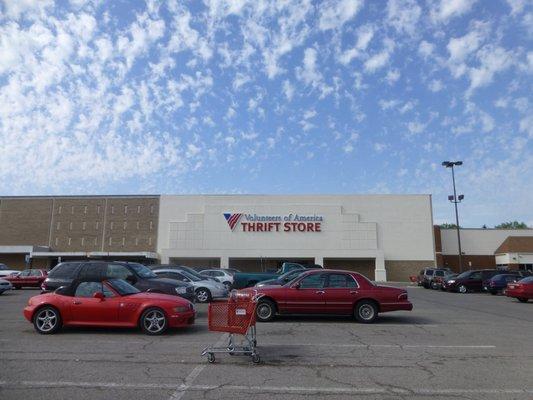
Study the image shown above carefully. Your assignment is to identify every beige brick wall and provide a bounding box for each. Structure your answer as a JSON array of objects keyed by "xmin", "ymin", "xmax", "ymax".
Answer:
[
  {"xmin": 0, "ymin": 198, "xmax": 52, "ymax": 246},
  {"xmin": 385, "ymin": 260, "xmax": 435, "ymax": 282}
]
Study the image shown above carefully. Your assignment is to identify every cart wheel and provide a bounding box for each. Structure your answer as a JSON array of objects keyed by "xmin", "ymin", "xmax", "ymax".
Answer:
[
  {"xmin": 207, "ymin": 353, "xmax": 215, "ymax": 363},
  {"xmin": 227, "ymin": 346, "xmax": 235, "ymax": 356},
  {"xmin": 253, "ymin": 340, "xmax": 257, "ymax": 347},
  {"xmin": 251, "ymin": 353, "xmax": 261, "ymax": 364}
]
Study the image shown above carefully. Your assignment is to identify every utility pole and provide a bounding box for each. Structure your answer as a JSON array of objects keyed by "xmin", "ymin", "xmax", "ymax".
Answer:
[{"xmin": 442, "ymin": 161, "xmax": 464, "ymax": 273}]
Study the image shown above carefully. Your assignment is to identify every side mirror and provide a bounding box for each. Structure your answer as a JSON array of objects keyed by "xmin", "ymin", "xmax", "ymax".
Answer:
[
  {"xmin": 293, "ymin": 283, "xmax": 301, "ymax": 289},
  {"xmin": 93, "ymin": 292, "xmax": 105, "ymax": 300}
]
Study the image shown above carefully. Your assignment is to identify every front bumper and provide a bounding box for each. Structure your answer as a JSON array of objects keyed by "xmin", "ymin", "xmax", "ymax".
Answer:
[
  {"xmin": 168, "ymin": 310, "xmax": 196, "ymax": 328},
  {"xmin": 23, "ymin": 306, "xmax": 34, "ymax": 322}
]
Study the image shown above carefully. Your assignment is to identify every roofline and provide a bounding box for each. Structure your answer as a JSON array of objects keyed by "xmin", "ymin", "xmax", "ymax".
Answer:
[{"xmin": 0, "ymin": 195, "xmax": 160, "ymax": 199}]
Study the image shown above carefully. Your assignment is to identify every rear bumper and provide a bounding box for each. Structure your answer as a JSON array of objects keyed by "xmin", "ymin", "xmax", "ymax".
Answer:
[
  {"xmin": 168, "ymin": 310, "xmax": 196, "ymax": 328},
  {"xmin": 380, "ymin": 301, "xmax": 413, "ymax": 312}
]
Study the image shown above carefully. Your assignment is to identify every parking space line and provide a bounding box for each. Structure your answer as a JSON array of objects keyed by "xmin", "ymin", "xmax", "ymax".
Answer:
[
  {"xmin": 168, "ymin": 333, "xmax": 228, "ymax": 400},
  {"xmin": 1, "ymin": 381, "xmax": 532, "ymax": 396}
]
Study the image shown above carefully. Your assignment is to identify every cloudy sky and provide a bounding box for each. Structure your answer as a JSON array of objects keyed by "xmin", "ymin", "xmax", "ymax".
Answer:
[{"xmin": 0, "ymin": 0, "xmax": 531, "ymax": 227}]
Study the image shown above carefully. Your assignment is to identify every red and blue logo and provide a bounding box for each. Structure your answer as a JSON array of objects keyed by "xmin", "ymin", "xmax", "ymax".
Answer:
[{"xmin": 223, "ymin": 213, "xmax": 242, "ymax": 230}]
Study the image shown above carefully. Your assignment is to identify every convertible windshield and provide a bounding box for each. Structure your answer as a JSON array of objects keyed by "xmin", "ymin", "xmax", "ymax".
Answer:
[
  {"xmin": 128, "ymin": 263, "xmax": 157, "ymax": 279},
  {"xmin": 107, "ymin": 279, "xmax": 140, "ymax": 296}
]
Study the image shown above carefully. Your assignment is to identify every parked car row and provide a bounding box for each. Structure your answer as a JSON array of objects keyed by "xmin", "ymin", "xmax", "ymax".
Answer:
[{"xmin": 417, "ymin": 267, "xmax": 533, "ymax": 302}]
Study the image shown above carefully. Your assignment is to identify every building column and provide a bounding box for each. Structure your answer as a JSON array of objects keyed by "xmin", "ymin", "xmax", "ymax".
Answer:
[
  {"xmin": 375, "ymin": 255, "xmax": 387, "ymax": 282},
  {"xmin": 314, "ymin": 256, "xmax": 324, "ymax": 266},
  {"xmin": 220, "ymin": 256, "xmax": 229, "ymax": 269}
]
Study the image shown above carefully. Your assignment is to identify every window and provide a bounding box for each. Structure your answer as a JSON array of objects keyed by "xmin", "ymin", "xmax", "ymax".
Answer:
[
  {"xmin": 470, "ymin": 272, "xmax": 482, "ymax": 280},
  {"xmin": 110, "ymin": 222, "xmax": 114, "ymax": 230},
  {"xmin": 81, "ymin": 237, "xmax": 85, "ymax": 246},
  {"xmin": 435, "ymin": 270, "xmax": 445, "ymax": 277},
  {"xmin": 123, "ymin": 221, "xmax": 127, "ymax": 230},
  {"xmin": 69, "ymin": 222, "xmax": 73, "ymax": 230},
  {"xmin": 49, "ymin": 262, "xmax": 81, "ymax": 279},
  {"xmin": 75, "ymin": 282, "xmax": 105, "ymax": 298},
  {"xmin": 299, "ymin": 273, "xmax": 326, "ymax": 289},
  {"xmin": 327, "ymin": 273, "xmax": 358, "ymax": 288},
  {"xmin": 106, "ymin": 264, "xmax": 134, "ymax": 280},
  {"xmin": 95, "ymin": 221, "xmax": 99, "ymax": 230},
  {"xmin": 19, "ymin": 270, "xmax": 31, "ymax": 277},
  {"xmin": 30, "ymin": 270, "xmax": 43, "ymax": 277},
  {"xmin": 58, "ymin": 205, "xmax": 62, "ymax": 214},
  {"xmin": 137, "ymin": 205, "xmax": 141, "ymax": 214}
]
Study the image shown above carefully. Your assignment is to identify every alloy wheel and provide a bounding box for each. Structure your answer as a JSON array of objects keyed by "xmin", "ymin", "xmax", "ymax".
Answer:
[
  {"xmin": 196, "ymin": 289, "xmax": 210, "ymax": 303},
  {"xmin": 358, "ymin": 304, "xmax": 375, "ymax": 321},
  {"xmin": 257, "ymin": 303, "xmax": 272, "ymax": 320},
  {"xmin": 143, "ymin": 310, "xmax": 166, "ymax": 333},
  {"xmin": 35, "ymin": 309, "xmax": 58, "ymax": 333}
]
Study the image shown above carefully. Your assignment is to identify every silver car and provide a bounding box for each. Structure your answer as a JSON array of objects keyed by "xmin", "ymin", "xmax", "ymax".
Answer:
[
  {"xmin": 153, "ymin": 269, "xmax": 228, "ymax": 303},
  {"xmin": 0, "ymin": 279, "xmax": 13, "ymax": 294}
]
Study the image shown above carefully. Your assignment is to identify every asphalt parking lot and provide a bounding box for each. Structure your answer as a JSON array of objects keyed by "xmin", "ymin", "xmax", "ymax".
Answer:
[{"xmin": 0, "ymin": 286, "xmax": 532, "ymax": 400}]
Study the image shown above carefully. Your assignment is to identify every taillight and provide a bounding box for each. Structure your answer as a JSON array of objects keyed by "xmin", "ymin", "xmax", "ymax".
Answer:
[{"xmin": 398, "ymin": 292, "xmax": 408, "ymax": 301}]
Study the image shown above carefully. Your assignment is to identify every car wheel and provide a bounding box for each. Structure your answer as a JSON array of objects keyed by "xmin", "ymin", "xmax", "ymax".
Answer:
[
  {"xmin": 195, "ymin": 288, "xmax": 212, "ymax": 303},
  {"xmin": 458, "ymin": 285, "xmax": 468, "ymax": 294},
  {"xmin": 33, "ymin": 306, "xmax": 61, "ymax": 334},
  {"xmin": 140, "ymin": 308, "xmax": 168, "ymax": 335},
  {"xmin": 517, "ymin": 297, "xmax": 528, "ymax": 303},
  {"xmin": 430, "ymin": 281, "xmax": 438, "ymax": 290},
  {"xmin": 490, "ymin": 290, "xmax": 498, "ymax": 295},
  {"xmin": 355, "ymin": 300, "xmax": 378, "ymax": 324},
  {"xmin": 223, "ymin": 281, "xmax": 232, "ymax": 290},
  {"xmin": 256, "ymin": 299, "xmax": 276, "ymax": 322}
]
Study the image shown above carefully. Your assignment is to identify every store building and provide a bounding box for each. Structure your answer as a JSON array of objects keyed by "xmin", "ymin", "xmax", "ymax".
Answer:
[
  {"xmin": 0, "ymin": 196, "xmax": 159, "ymax": 268},
  {"xmin": 157, "ymin": 195, "xmax": 436, "ymax": 281},
  {"xmin": 435, "ymin": 227, "xmax": 533, "ymax": 272}
]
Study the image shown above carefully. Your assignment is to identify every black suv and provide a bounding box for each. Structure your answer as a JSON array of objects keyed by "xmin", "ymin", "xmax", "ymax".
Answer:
[{"xmin": 42, "ymin": 261, "xmax": 195, "ymax": 301}]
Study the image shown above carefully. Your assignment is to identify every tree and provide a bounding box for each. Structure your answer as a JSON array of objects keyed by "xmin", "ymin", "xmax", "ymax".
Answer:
[
  {"xmin": 440, "ymin": 223, "xmax": 459, "ymax": 229},
  {"xmin": 495, "ymin": 221, "xmax": 530, "ymax": 229}
]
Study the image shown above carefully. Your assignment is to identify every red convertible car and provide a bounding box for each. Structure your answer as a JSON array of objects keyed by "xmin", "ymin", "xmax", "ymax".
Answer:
[
  {"xmin": 239, "ymin": 269, "xmax": 413, "ymax": 323},
  {"xmin": 24, "ymin": 279, "xmax": 195, "ymax": 335},
  {"xmin": 506, "ymin": 276, "xmax": 533, "ymax": 302},
  {"xmin": 5, "ymin": 269, "xmax": 47, "ymax": 289}
]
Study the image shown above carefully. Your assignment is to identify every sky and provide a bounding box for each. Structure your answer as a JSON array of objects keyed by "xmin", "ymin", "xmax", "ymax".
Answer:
[{"xmin": 0, "ymin": 0, "xmax": 531, "ymax": 228}]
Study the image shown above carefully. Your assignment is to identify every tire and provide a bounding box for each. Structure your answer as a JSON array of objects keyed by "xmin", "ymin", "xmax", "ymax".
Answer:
[
  {"xmin": 430, "ymin": 281, "xmax": 438, "ymax": 290},
  {"xmin": 490, "ymin": 290, "xmax": 498, "ymax": 295},
  {"xmin": 517, "ymin": 298, "xmax": 528, "ymax": 303},
  {"xmin": 355, "ymin": 300, "xmax": 378, "ymax": 324},
  {"xmin": 33, "ymin": 306, "xmax": 62, "ymax": 334},
  {"xmin": 251, "ymin": 353, "xmax": 261, "ymax": 364},
  {"xmin": 140, "ymin": 307, "xmax": 168, "ymax": 335},
  {"xmin": 14, "ymin": 285, "xmax": 21, "ymax": 290},
  {"xmin": 256, "ymin": 299, "xmax": 276, "ymax": 322},
  {"xmin": 222, "ymin": 281, "xmax": 232, "ymax": 290},
  {"xmin": 195, "ymin": 288, "xmax": 212, "ymax": 303},
  {"xmin": 458, "ymin": 285, "xmax": 468, "ymax": 294}
]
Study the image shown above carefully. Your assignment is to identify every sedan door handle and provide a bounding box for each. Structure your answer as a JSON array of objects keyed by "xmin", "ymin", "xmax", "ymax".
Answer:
[
  {"xmin": 315, "ymin": 290, "xmax": 325, "ymax": 294},
  {"xmin": 350, "ymin": 291, "xmax": 358, "ymax": 294},
  {"xmin": 73, "ymin": 301, "xmax": 82, "ymax": 305}
]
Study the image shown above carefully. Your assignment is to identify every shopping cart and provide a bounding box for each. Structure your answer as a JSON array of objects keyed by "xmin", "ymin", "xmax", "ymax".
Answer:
[{"xmin": 201, "ymin": 290, "xmax": 262, "ymax": 364}]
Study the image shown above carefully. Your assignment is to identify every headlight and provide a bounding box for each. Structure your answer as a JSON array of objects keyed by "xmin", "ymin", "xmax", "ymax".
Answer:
[
  {"xmin": 448, "ymin": 280, "xmax": 455, "ymax": 284},
  {"xmin": 175, "ymin": 287, "xmax": 187, "ymax": 294},
  {"xmin": 173, "ymin": 306, "xmax": 190, "ymax": 313}
]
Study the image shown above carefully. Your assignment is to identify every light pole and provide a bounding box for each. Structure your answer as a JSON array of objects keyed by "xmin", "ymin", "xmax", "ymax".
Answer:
[{"xmin": 442, "ymin": 161, "xmax": 464, "ymax": 273}]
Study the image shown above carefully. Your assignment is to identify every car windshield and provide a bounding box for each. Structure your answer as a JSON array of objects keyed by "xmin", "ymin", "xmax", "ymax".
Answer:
[
  {"xmin": 107, "ymin": 279, "xmax": 140, "ymax": 295},
  {"xmin": 181, "ymin": 270, "xmax": 202, "ymax": 282},
  {"xmin": 128, "ymin": 263, "xmax": 157, "ymax": 279}
]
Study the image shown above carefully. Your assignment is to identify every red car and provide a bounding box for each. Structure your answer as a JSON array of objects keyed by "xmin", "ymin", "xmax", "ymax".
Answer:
[
  {"xmin": 506, "ymin": 276, "xmax": 533, "ymax": 303},
  {"xmin": 6, "ymin": 269, "xmax": 47, "ymax": 289},
  {"xmin": 239, "ymin": 269, "xmax": 413, "ymax": 323},
  {"xmin": 24, "ymin": 279, "xmax": 195, "ymax": 335}
]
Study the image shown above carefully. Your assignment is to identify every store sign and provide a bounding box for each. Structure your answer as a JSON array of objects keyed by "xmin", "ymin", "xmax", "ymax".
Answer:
[{"xmin": 223, "ymin": 213, "xmax": 323, "ymax": 232}]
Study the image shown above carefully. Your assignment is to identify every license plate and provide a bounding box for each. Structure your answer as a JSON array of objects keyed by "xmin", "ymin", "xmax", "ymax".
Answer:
[{"xmin": 508, "ymin": 285, "xmax": 515, "ymax": 289}]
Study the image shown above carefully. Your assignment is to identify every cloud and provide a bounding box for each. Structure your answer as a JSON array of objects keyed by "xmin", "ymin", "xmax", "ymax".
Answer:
[
  {"xmin": 339, "ymin": 24, "xmax": 374, "ymax": 65},
  {"xmin": 318, "ymin": 0, "xmax": 363, "ymax": 31},
  {"xmin": 467, "ymin": 45, "xmax": 516, "ymax": 93},
  {"xmin": 364, "ymin": 40, "xmax": 394, "ymax": 73},
  {"xmin": 428, "ymin": 79, "xmax": 444, "ymax": 92},
  {"xmin": 418, "ymin": 40, "xmax": 435, "ymax": 59},
  {"xmin": 431, "ymin": 0, "xmax": 478, "ymax": 23},
  {"xmin": 386, "ymin": 0, "xmax": 422, "ymax": 36}
]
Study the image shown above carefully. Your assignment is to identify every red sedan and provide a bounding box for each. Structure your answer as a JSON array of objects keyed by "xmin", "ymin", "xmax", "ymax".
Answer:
[
  {"xmin": 239, "ymin": 269, "xmax": 413, "ymax": 323},
  {"xmin": 24, "ymin": 279, "xmax": 195, "ymax": 335},
  {"xmin": 5, "ymin": 269, "xmax": 47, "ymax": 289},
  {"xmin": 506, "ymin": 276, "xmax": 533, "ymax": 303}
]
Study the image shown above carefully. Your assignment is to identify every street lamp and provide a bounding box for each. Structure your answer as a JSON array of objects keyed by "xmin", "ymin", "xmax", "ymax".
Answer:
[{"xmin": 442, "ymin": 161, "xmax": 464, "ymax": 273}]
